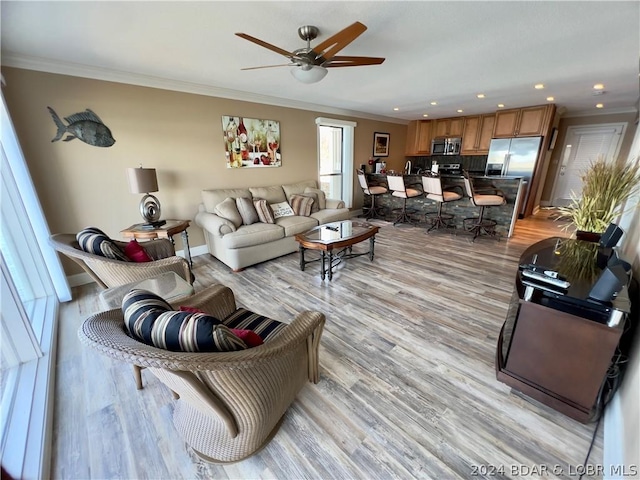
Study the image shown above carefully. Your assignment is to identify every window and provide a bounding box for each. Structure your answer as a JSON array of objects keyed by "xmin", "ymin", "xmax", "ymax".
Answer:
[
  {"xmin": 315, "ymin": 117, "xmax": 356, "ymax": 208},
  {"xmin": 1, "ymin": 92, "xmax": 70, "ymax": 479}
]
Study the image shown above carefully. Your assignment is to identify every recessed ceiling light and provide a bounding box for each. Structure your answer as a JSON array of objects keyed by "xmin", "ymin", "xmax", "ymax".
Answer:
[
  {"xmin": 393, "ymin": 107, "xmax": 399, "ymax": 111},
  {"xmin": 546, "ymin": 96, "xmax": 554, "ymax": 101},
  {"xmin": 476, "ymin": 94, "xmax": 485, "ymax": 99},
  {"xmin": 422, "ymin": 114, "xmax": 429, "ymax": 117},
  {"xmin": 593, "ymin": 83, "xmax": 605, "ymax": 90},
  {"xmin": 534, "ymin": 84, "xmax": 545, "ymax": 89},
  {"xmin": 457, "ymin": 109, "xmax": 463, "ymax": 113},
  {"xmin": 596, "ymin": 103, "xmax": 604, "ymax": 108},
  {"xmin": 497, "ymin": 104, "xmax": 505, "ymax": 108},
  {"xmin": 430, "ymin": 101, "xmax": 438, "ymax": 106}
]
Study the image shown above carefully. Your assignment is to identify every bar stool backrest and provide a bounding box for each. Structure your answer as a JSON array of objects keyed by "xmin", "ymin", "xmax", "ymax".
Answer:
[
  {"xmin": 357, "ymin": 170, "xmax": 369, "ymax": 191},
  {"xmin": 422, "ymin": 175, "xmax": 444, "ymax": 201},
  {"xmin": 462, "ymin": 171, "xmax": 475, "ymax": 199},
  {"xmin": 387, "ymin": 174, "xmax": 407, "ymax": 193}
]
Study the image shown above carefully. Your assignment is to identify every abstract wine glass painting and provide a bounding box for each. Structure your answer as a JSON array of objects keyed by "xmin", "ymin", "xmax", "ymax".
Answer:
[{"xmin": 221, "ymin": 116, "xmax": 281, "ymax": 168}]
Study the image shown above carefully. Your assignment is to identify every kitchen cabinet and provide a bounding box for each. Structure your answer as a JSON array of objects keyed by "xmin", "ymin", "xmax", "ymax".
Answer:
[
  {"xmin": 405, "ymin": 120, "xmax": 433, "ymax": 156},
  {"xmin": 433, "ymin": 117, "xmax": 464, "ymax": 138},
  {"xmin": 493, "ymin": 105, "xmax": 554, "ymax": 138},
  {"xmin": 461, "ymin": 114, "xmax": 495, "ymax": 155}
]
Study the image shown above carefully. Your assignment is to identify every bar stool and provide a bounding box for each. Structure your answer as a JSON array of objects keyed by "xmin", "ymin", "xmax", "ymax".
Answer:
[
  {"xmin": 387, "ymin": 174, "xmax": 423, "ymax": 226},
  {"xmin": 462, "ymin": 170, "xmax": 506, "ymax": 240},
  {"xmin": 357, "ymin": 170, "xmax": 388, "ymax": 220},
  {"xmin": 421, "ymin": 173, "xmax": 463, "ymax": 233}
]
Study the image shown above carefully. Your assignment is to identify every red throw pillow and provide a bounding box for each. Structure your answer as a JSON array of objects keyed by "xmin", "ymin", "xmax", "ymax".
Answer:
[
  {"xmin": 179, "ymin": 306, "xmax": 264, "ymax": 347},
  {"xmin": 230, "ymin": 329, "xmax": 264, "ymax": 347},
  {"xmin": 124, "ymin": 240, "xmax": 152, "ymax": 262}
]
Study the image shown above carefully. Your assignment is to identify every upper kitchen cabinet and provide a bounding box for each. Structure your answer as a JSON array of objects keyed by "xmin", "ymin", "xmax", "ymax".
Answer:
[
  {"xmin": 493, "ymin": 105, "xmax": 555, "ymax": 138},
  {"xmin": 434, "ymin": 117, "xmax": 464, "ymax": 138},
  {"xmin": 405, "ymin": 120, "xmax": 433, "ymax": 156},
  {"xmin": 461, "ymin": 114, "xmax": 495, "ymax": 155}
]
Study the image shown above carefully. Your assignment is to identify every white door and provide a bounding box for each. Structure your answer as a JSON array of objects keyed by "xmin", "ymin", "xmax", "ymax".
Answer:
[{"xmin": 551, "ymin": 123, "xmax": 626, "ymax": 206}]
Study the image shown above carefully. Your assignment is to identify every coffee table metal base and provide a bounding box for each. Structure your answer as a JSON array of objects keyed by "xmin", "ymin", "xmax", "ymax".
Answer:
[
  {"xmin": 299, "ymin": 237, "xmax": 376, "ymax": 281},
  {"xmin": 295, "ymin": 221, "xmax": 379, "ymax": 282}
]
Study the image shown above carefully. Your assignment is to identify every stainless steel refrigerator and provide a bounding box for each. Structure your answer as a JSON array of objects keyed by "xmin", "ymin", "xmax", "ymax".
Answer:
[{"xmin": 486, "ymin": 137, "xmax": 542, "ymax": 217}]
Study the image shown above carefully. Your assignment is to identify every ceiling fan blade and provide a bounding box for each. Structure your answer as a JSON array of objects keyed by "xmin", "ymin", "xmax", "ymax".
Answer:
[
  {"xmin": 311, "ymin": 21, "xmax": 367, "ymax": 61},
  {"xmin": 235, "ymin": 33, "xmax": 295, "ymax": 59},
  {"xmin": 241, "ymin": 64, "xmax": 294, "ymax": 71},
  {"xmin": 325, "ymin": 56, "xmax": 386, "ymax": 67}
]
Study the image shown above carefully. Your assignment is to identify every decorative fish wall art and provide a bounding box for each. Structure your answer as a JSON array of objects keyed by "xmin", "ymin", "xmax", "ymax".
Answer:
[{"xmin": 47, "ymin": 107, "xmax": 116, "ymax": 147}]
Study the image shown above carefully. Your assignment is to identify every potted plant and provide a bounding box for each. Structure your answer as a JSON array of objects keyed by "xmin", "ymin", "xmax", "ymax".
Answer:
[{"xmin": 558, "ymin": 156, "xmax": 640, "ymax": 240}]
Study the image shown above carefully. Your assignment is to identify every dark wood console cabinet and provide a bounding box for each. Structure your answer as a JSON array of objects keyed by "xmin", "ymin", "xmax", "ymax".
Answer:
[{"xmin": 496, "ymin": 237, "xmax": 632, "ymax": 423}]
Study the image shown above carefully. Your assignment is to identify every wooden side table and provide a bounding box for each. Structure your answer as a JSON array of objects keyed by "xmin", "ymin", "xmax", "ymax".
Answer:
[{"xmin": 121, "ymin": 219, "xmax": 192, "ymax": 266}]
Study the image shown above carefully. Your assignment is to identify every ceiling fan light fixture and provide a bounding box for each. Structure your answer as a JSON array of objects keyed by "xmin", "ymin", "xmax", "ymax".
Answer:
[{"xmin": 291, "ymin": 65, "xmax": 328, "ymax": 84}]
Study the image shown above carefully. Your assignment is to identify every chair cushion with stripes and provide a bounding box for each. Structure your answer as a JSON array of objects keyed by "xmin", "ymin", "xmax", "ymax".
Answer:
[
  {"xmin": 76, "ymin": 227, "xmax": 129, "ymax": 261},
  {"xmin": 122, "ymin": 289, "xmax": 247, "ymax": 352},
  {"xmin": 222, "ymin": 308, "xmax": 286, "ymax": 342}
]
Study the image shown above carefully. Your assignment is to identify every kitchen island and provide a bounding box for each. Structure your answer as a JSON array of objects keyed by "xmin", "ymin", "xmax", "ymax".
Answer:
[{"xmin": 365, "ymin": 173, "xmax": 524, "ymax": 237}]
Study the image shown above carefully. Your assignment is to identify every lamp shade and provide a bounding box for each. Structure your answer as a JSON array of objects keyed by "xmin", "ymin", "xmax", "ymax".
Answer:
[
  {"xmin": 290, "ymin": 65, "xmax": 328, "ymax": 84},
  {"xmin": 127, "ymin": 167, "xmax": 158, "ymax": 194}
]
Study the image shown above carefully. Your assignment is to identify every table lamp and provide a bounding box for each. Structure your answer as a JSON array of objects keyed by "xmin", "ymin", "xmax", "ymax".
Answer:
[{"xmin": 127, "ymin": 166, "xmax": 166, "ymax": 227}]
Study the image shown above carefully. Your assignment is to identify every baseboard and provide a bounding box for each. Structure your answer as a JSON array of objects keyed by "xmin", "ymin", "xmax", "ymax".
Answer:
[
  {"xmin": 176, "ymin": 244, "xmax": 208, "ymax": 259},
  {"xmin": 66, "ymin": 245, "xmax": 209, "ymax": 287}
]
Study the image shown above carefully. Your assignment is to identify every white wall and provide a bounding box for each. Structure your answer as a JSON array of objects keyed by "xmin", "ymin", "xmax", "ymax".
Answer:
[{"xmin": 604, "ymin": 120, "xmax": 640, "ymax": 480}]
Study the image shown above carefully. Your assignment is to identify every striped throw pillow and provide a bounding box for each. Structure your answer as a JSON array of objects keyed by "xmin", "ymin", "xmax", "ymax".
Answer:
[
  {"xmin": 253, "ymin": 198, "xmax": 275, "ymax": 224},
  {"xmin": 76, "ymin": 227, "xmax": 129, "ymax": 261},
  {"xmin": 290, "ymin": 194, "xmax": 315, "ymax": 216},
  {"xmin": 122, "ymin": 289, "xmax": 247, "ymax": 352}
]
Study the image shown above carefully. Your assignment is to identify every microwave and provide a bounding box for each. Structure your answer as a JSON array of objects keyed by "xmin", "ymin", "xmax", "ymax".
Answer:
[{"xmin": 431, "ymin": 137, "xmax": 461, "ymax": 156}]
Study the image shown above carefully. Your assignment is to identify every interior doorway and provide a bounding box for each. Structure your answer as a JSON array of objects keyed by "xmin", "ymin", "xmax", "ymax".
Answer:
[{"xmin": 550, "ymin": 123, "xmax": 626, "ymax": 206}]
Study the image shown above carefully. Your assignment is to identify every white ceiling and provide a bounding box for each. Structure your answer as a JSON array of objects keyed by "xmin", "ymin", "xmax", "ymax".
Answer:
[{"xmin": 2, "ymin": 1, "xmax": 639, "ymax": 123}]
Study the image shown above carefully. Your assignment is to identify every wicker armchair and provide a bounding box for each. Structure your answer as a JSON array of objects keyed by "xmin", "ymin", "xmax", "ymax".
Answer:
[
  {"xmin": 77, "ymin": 284, "xmax": 325, "ymax": 463},
  {"xmin": 49, "ymin": 233, "xmax": 192, "ymax": 289}
]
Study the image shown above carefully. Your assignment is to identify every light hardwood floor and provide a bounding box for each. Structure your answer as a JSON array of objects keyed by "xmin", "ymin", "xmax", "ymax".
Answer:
[{"xmin": 52, "ymin": 211, "xmax": 606, "ymax": 479}]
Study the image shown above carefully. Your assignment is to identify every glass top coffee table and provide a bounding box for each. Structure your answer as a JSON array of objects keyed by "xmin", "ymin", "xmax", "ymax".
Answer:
[
  {"xmin": 99, "ymin": 271, "xmax": 194, "ymax": 310},
  {"xmin": 294, "ymin": 220, "xmax": 380, "ymax": 281}
]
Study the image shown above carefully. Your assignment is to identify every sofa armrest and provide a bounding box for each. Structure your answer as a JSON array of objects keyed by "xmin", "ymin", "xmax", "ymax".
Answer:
[
  {"xmin": 325, "ymin": 198, "xmax": 346, "ymax": 209},
  {"xmin": 195, "ymin": 207, "xmax": 236, "ymax": 237}
]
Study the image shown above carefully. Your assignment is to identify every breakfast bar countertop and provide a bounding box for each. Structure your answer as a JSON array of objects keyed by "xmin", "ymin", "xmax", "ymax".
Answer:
[{"xmin": 364, "ymin": 173, "xmax": 525, "ymax": 237}]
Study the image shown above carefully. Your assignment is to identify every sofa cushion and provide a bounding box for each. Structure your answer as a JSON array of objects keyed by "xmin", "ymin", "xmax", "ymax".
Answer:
[
  {"xmin": 275, "ymin": 215, "xmax": 319, "ymax": 237},
  {"xmin": 249, "ymin": 185, "xmax": 286, "ymax": 204},
  {"xmin": 202, "ymin": 188, "xmax": 252, "ymax": 213},
  {"xmin": 270, "ymin": 201, "xmax": 295, "ymax": 219},
  {"xmin": 220, "ymin": 222, "xmax": 285, "ymax": 249},
  {"xmin": 282, "ymin": 180, "xmax": 318, "ymax": 202},
  {"xmin": 290, "ymin": 194, "xmax": 315, "ymax": 216},
  {"xmin": 296, "ymin": 192, "xmax": 320, "ymax": 213},
  {"xmin": 311, "ymin": 208, "xmax": 352, "ymax": 225},
  {"xmin": 123, "ymin": 289, "xmax": 247, "ymax": 352},
  {"xmin": 215, "ymin": 198, "xmax": 243, "ymax": 228},
  {"xmin": 304, "ymin": 187, "xmax": 326, "ymax": 209},
  {"xmin": 236, "ymin": 197, "xmax": 259, "ymax": 225},
  {"xmin": 77, "ymin": 227, "xmax": 130, "ymax": 262},
  {"xmin": 253, "ymin": 199, "xmax": 275, "ymax": 224},
  {"xmin": 223, "ymin": 307, "xmax": 286, "ymax": 342}
]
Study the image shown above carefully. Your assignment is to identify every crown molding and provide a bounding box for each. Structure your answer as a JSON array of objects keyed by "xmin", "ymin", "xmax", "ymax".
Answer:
[
  {"xmin": 2, "ymin": 53, "xmax": 408, "ymax": 125},
  {"xmin": 563, "ymin": 106, "xmax": 638, "ymax": 118}
]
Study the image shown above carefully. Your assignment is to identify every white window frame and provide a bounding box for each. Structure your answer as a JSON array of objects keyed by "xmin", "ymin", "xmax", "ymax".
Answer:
[
  {"xmin": 1, "ymin": 91, "xmax": 70, "ymax": 479},
  {"xmin": 315, "ymin": 117, "xmax": 356, "ymax": 208}
]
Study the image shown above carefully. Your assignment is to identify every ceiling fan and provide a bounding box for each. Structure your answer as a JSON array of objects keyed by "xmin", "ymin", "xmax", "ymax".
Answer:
[{"xmin": 235, "ymin": 21, "xmax": 385, "ymax": 84}]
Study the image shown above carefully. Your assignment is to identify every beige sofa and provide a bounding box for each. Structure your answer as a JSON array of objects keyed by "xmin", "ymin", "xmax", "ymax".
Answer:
[{"xmin": 195, "ymin": 180, "xmax": 351, "ymax": 271}]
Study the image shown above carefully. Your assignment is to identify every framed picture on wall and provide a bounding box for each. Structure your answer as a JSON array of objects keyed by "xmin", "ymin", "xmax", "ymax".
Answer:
[
  {"xmin": 373, "ymin": 132, "xmax": 390, "ymax": 157},
  {"xmin": 222, "ymin": 116, "xmax": 281, "ymax": 168}
]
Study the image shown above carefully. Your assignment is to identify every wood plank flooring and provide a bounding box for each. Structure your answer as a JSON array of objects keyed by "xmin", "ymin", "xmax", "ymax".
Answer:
[{"xmin": 52, "ymin": 210, "xmax": 607, "ymax": 479}]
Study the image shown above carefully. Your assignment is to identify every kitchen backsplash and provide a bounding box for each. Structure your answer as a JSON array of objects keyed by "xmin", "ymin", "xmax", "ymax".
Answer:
[{"xmin": 411, "ymin": 155, "xmax": 488, "ymax": 173}]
